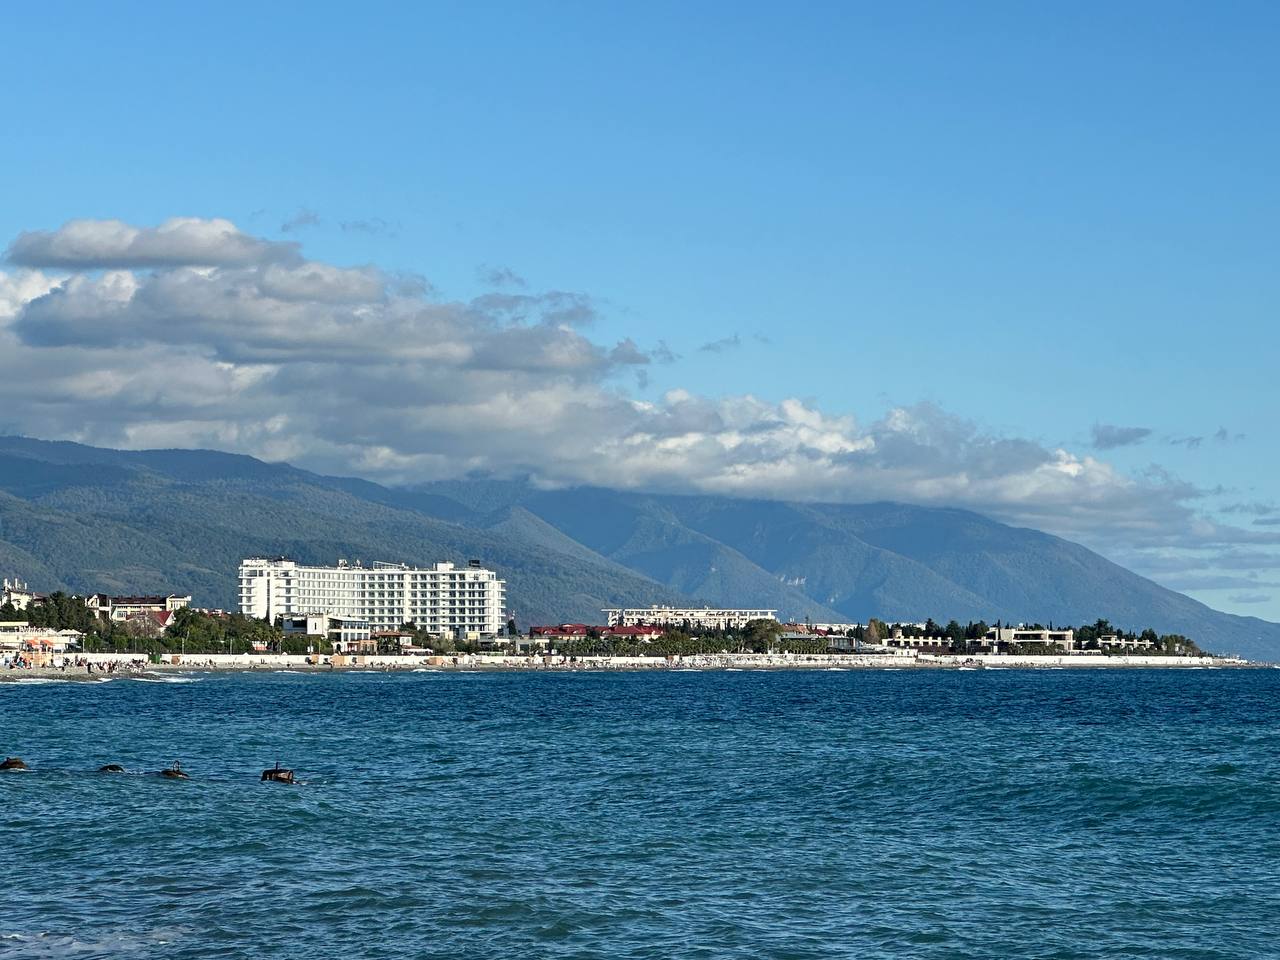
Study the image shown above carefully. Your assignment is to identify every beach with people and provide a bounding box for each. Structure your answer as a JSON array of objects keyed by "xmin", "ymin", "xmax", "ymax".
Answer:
[{"xmin": 0, "ymin": 649, "xmax": 1253, "ymax": 682}]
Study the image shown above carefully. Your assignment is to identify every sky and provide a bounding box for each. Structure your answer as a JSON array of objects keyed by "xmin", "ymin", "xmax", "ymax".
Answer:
[{"xmin": 1, "ymin": 1, "xmax": 1278, "ymax": 618}]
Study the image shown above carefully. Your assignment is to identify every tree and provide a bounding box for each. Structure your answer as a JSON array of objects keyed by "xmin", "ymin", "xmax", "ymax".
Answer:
[
  {"xmin": 741, "ymin": 618, "xmax": 782, "ymax": 653},
  {"xmin": 944, "ymin": 620, "xmax": 965, "ymax": 650},
  {"xmin": 26, "ymin": 592, "xmax": 97, "ymax": 633},
  {"xmin": 162, "ymin": 608, "xmax": 283, "ymax": 655}
]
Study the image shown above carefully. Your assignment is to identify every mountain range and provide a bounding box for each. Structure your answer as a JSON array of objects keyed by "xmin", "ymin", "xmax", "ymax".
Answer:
[{"xmin": 0, "ymin": 435, "xmax": 1276, "ymax": 660}]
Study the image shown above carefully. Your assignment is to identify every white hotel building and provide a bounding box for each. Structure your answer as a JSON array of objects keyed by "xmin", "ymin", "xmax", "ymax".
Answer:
[{"xmin": 239, "ymin": 558, "xmax": 507, "ymax": 637}]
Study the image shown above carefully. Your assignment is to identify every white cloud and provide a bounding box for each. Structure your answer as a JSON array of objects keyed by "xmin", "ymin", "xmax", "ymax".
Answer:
[
  {"xmin": 6, "ymin": 217, "xmax": 295, "ymax": 269},
  {"xmin": 1, "ymin": 216, "xmax": 1273, "ymax": 590},
  {"xmin": 0, "ymin": 269, "xmax": 61, "ymax": 321}
]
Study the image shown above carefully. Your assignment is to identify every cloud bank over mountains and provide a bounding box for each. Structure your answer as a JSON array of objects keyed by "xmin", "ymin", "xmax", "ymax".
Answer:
[{"xmin": 2, "ymin": 217, "xmax": 1276, "ymax": 603}]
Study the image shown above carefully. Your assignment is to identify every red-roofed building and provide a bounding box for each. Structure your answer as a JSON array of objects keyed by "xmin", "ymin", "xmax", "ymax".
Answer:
[
  {"xmin": 146, "ymin": 609, "xmax": 178, "ymax": 631},
  {"xmin": 86, "ymin": 593, "xmax": 191, "ymax": 622},
  {"xmin": 529, "ymin": 623, "xmax": 592, "ymax": 639}
]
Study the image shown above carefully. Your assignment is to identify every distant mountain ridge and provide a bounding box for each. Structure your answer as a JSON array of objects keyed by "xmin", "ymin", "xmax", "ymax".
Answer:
[{"xmin": 0, "ymin": 435, "xmax": 1276, "ymax": 660}]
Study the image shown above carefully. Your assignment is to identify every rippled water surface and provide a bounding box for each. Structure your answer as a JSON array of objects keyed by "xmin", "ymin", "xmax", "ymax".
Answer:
[{"xmin": 2, "ymin": 668, "xmax": 1279, "ymax": 959}]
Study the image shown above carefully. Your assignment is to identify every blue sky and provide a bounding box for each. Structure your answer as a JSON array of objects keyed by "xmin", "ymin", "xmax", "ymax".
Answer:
[{"xmin": 2, "ymin": 1, "xmax": 1278, "ymax": 618}]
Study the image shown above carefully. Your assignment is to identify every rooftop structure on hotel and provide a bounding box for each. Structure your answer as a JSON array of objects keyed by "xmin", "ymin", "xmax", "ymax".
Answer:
[
  {"xmin": 239, "ymin": 557, "xmax": 506, "ymax": 637},
  {"xmin": 602, "ymin": 606, "xmax": 778, "ymax": 631}
]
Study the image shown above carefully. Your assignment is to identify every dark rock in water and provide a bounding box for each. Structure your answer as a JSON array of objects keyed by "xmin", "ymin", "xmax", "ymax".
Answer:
[
  {"xmin": 98, "ymin": 763, "xmax": 126, "ymax": 773},
  {"xmin": 158, "ymin": 761, "xmax": 189, "ymax": 780},
  {"xmin": 261, "ymin": 762, "xmax": 295, "ymax": 784},
  {"xmin": 0, "ymin": 757, "xmax": 28, "ymax": 771}
]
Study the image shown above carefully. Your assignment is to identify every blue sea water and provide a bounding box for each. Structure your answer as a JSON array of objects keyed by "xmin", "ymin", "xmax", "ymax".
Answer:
[{"xmin": 2, "ymin": 668, "xmax": 1279, "ymax": 959}]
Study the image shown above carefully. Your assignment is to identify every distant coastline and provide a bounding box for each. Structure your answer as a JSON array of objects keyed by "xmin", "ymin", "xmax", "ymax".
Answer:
[{"xmin": 0, "ymin": 651, "xmax": 1259, "ymax": 682}]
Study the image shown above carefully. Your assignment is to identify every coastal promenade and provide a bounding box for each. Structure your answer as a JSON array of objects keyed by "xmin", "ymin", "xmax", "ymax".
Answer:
[
  {"xmin": 139, "ymin": 650, "xmax": 1261, "ymax": 670},
  {"xmin": 0, "ymin": 650, "xmax": 1253, "ymax": 680}
]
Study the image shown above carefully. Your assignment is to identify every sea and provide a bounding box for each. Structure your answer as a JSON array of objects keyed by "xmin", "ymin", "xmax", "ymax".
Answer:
[{"xmin": 2, "ymin": 668, "xmax": 1278, "ymax": 959}]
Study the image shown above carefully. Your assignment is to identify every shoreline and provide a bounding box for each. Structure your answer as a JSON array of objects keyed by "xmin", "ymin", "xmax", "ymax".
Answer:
[{"xmin": 1, "ymin": 651, "xmax": 1263, "ymax": 681}]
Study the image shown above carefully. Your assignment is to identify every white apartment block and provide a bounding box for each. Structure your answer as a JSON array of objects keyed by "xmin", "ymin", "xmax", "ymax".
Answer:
[
  {"xmin": 239, "ymin": 557, "xmax": 506, "ymax": 636},
  {"xmin": 603, "ymin": 606, "xmax": 778, "ymax": 631},
  {"xmin": 985, "ymin": 626, "xmax": 1076, "ymax": 650}
]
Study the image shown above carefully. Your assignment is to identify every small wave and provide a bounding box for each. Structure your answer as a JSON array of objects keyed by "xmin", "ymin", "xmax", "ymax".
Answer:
[
  {"xmin": 132, "ymin": 676, "xmax": 201, "ymax": 684},
  {"xmin": 5, "ymin": 678, "xmax": 68, "ymax": 685}
]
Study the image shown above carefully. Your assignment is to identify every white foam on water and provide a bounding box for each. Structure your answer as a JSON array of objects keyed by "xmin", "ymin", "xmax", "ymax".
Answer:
[
  {"xmin": 131, "ymin": 676, "xmax": 201, "ymax": 684},
  {"xmin": 0, "ymin": 927, "xmax": 186, "ymax": 957}
]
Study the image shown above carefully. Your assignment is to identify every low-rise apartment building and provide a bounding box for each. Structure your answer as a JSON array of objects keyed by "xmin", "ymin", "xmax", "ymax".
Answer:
[
  {"xmin": 85, "ymin": 593, "xmax": 191, "ymax": 622},
  {"xmin": 530, "ymin": 623, "xmax": 666, "ymax": 642},
  {"xmin": 281, "ymin": 613, "xmax": 373, "ymax": 651},
  {"xmin": 985, "ymin": 626, "xmax": 1076, "ymax": 650},
  {"xmin": 602, "ymin": 606, "xmax": 777, "ymax": 631}
]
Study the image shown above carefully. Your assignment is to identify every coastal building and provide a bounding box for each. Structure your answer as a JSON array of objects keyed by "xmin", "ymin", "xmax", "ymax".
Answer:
[
  {"xmin": 883, "ymin": 632, "xmax": 950, "ymax": 651},
  {"xmin": 529, "ymin": 623, "xmax": 666, "ymax": 642},
  {"xmin": 2, "ymin": 577, "xmax": 42, "ymax": 611},
  {"xmin": 239, "ymin": 557, "xmax": 506, "ymax": 637},
  {"xmin": 602, "ymin": 606, "xmax": 777, "ymax": 631},
  {"xmin": 372, "ymin": 629, "xmax": 422, "ymax": 653},
  {"xmin": 281, "ymin": 613, "xmax": 373, "ymax": 650},
  {"xmin": 984, "ymin": 626, "xmax": 1076, "ymax": 650},
  {"xmin": 0, "ymin": 621, "xmax": 83, "ymax": 655},
  {"xmin": 85, "ymin": 593, "xmax": 191, "ymax": 623},
  {"xmin": 1098, "ymin": 633, "xmax": 1155, "ymax": 651}
]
